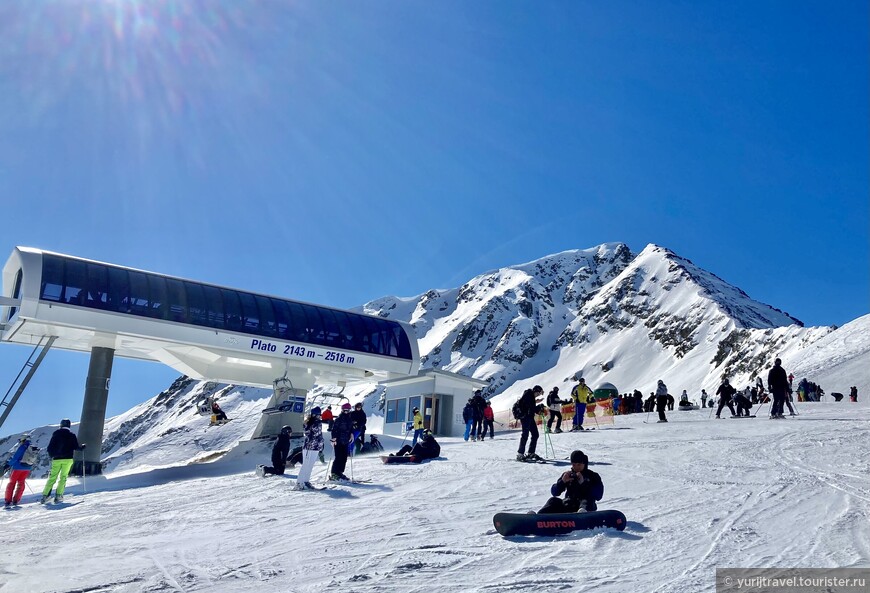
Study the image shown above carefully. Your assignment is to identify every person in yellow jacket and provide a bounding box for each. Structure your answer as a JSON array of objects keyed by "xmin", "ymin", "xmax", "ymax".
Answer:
[
  {"xmin": 411, "ymin": 407, "xmax": 425, "ymax": 445},
  {"xmin": 570, "ymin": 378, "xmax": 594, "ymax": 431}
]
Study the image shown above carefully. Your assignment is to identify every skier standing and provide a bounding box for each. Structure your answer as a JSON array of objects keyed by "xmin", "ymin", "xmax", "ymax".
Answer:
[
  {"xmin": 546, "ymin": 387, "xmax": 567, "ymax": 433},
  {"xmin": 715, "ymin": 379, "xmax": 737, "ymax": 418},
  {"xmin": 4, "ymin": 434, "xmax": 35, "ymax": 508},
  {"xmin": 41, "ymin": 419, "xmax": 85, "ymax": 504},
  {"xmin": 329, "ymin": 403, "xmax": 354, "ymax": 481},
  {"xmin": 471, "ymin": 390, "xmax": 487, "ymax": 441},
  {"xmin": 767, "ymin": 358, "xmax": 790, "ymax": 419},
  {"xmin": 480, "ymin": 402, "xmax": 495, "ymax": 439},
  {"xmin": 655, "ymin": 380, "xmax": 669, "ymax": 423},
  {"xmin": 295, "ymin": 407, "xmax": 324, "ymax": 490},
  {"xmin": 537, "ymin": 450, "xmax": 603, "ymax": 513},
  {"xmin": 350, "ymin": 403, "xmax": 367, "ymax": 454},
  {"xmin": 517, "ymin": 386, "xmax": 544, "ymax": 461},
  {"xmin": 410, "ymin": 406, "xmax": 424, "ymax": 446},
  {"xmin": 570, "ymin": 378, "xmax": 593, "ymax": 431}
]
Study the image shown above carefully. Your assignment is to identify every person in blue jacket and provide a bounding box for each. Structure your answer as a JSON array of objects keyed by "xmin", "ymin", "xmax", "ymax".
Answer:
[
  {"xmin": 537, "ymin": 450, "xmax": 604, "ymax": 514},
  {"xmin": 4, "ymin": 434, "xmax": 35, "ymax": 507}
]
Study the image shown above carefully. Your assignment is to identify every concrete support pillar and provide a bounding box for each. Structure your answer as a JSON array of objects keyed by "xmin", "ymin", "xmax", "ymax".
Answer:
[{"xmin": 72, "ymin": 346, "xmax": 114, "ymax": 476}]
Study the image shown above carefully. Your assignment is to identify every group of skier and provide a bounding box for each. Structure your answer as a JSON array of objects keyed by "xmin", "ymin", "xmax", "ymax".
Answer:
[
  {"xmin": 2, "ymin": 418, "xmax": 86, "ymax": 508},
  {"xmin": 462, "ymin": 390, "xmax": 495, "ymax": 441}
]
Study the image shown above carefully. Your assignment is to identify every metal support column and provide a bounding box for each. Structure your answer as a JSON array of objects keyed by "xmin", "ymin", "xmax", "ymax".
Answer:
[{"xmin": 73, "ymin": 346, "xmax": 114, "ymax": 476}]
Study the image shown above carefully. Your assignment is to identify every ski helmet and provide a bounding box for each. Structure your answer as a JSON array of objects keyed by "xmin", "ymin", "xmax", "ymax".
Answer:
[
  {"xmin": 60, "ymin": 418, "xmax": 71, "ymax": 428},
  {"xmin": 280, "ymin": 425, "xmax": 292, "ymax": 435}
]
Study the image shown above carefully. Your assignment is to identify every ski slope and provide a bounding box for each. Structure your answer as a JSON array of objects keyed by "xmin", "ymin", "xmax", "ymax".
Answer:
[{"xmin": 2, "ymin": 399, "xmax": 868, "ymax": 593}]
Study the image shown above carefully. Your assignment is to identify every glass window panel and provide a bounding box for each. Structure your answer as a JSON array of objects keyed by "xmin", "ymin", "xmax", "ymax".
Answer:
[
  {"xmin": 331, "ymin": 311, "xmax": 354, "ymax": 349},
  {"xmin": 346, "ymin": 314, "xmax": 370, "ymax": 352},
  {"xmin": 128, "ymin": 271, "xmax": 150, "ymax": 313},
  {"xmin": 185, "ymin": 282, "xmax": 207, "ymax": 326},
  {"xmin": 285, "ymin": 302, "xmax": 311, "ymax": 342},
  {"xmin": 270, "ymin": 299, "xmax": 291, "ymax": 340},
  {"xmin": 165, "ymin": 278, "xmax": 188, "ymax": 323},
  {"xmin": 222, "ymin": 289, "xmax": 242, "ymax": 332},
  {"xmin": 237, "ymin": 292, "xmax": 259, "ymax": 331},
  {"xmin": 86, "ymin": 264, "xmax": 109, "ymax": 308},
  {"xmin": 255, "ymin": 296, "xmax": 276, "ymax": 337},
  {"xmin": 9, "ymin": 268, "xmax": 23, "ymax": 318},
  {"xmin": 147, "ymin": 276, "xmax": 168, "ymax": 319},
  {"xmin": 318, "ymin": 308, "xmax": 341, "ymax": 347},
  {"xmin": 107, "ymin": 266, "xmax": 130, "ymax": 313},
  {"xmin": 408, "ymin": 396, "xmax": 421, "ymax": 421},
  {"xmin": 63, "ymin": 259, "xmax": 87, "ymax": 306},
  {"xmin": 202, "ymin": 285, "xmax": 224, "ymax": 329},
  {"xmin": 40, "ymin": 255, "xmax": 64, "ymax": 302},
  {"xmin": 386, "ymin": 399, "xmax": 407, "ymax": 424},
  {"xmin": 301, "ymin": 304, "xmax": 326, "ymax": 345}
]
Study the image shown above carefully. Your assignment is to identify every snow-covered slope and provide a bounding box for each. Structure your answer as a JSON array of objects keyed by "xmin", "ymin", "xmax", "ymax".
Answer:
[{"xmin": 2, "ymin": 400, "xmax": 868, "ymax": 593}]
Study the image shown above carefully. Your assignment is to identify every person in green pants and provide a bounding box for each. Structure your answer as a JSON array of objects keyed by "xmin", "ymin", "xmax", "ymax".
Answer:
[{"xmin": 41, "ymin": 419, "xmax": 86, "ymax": 504}]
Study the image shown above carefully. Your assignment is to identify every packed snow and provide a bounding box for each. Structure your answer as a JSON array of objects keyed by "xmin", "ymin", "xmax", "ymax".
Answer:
[{"xmin": 2, "ymin": 395, "xmax": 868, "ymax": 592}]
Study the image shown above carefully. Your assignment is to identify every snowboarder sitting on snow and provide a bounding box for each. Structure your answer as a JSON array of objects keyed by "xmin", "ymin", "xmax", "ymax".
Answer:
[
  {"xmin": 257, "ymin": 425, "xmax": 292, "ymax": 477},
  {"xmin": 394, "ymin": 429, "xmax": 441, "ymax": 461},
  {"xmin": 538, "ymin": 450, "xmax": 604, "ymax": 514}
]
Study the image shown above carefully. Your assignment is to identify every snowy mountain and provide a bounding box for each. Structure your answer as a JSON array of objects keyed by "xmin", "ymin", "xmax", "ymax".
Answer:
[
  {"xmin": 4, "ymin": 242, "xmax": 865, "ymax": 478},
  {"xmin": 361, "ymin": 242, "xmax": 838, "ymax": 415},
  {"xmin": 2, "ymin": 244, "xmax": 869, "ymax": 593}
]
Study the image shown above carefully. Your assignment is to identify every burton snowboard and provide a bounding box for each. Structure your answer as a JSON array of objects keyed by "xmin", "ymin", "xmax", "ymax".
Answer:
[{"xmin": 493, "ymin": 509, "xmax": 626, "ymax": 537}]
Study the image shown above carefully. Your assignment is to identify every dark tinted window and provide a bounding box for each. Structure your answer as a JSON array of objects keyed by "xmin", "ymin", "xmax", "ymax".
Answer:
[
  {"xmin": 35, "ymin": 255, "xmax": 412, "ymax": 360},
  {"xmin": 202, "ymin": 285, "xmax": 224, "ymax": 329},
  {"xmin": 107, "ymin": 267, "xmax": 129, "ymax": 312},
  {"xmin": 128, "ymin": 271, "xmax": 150, "ymax": 313},
  {"xmin": 9, "ymin": 268, "xmax": 23, "ymax": 318},
  {"xmin": 147, "ymin": 275, "xmax": 168, "ymax": 319},
  {"xmin": 185, "ymin": 282, "xmax": 207, "ymax": 326},
  {"xmin": 86, "ymin": 264, "xmax": 109, "ymax": 308},
  {"xmin": 222, "ymin": 289, "xmax": 242, "ymax": 332},
  {"xmin": 238, "ymin": 292, "xmax": 259, "ymax": 331},
  {"xmin": 40, "ymin": 254, "xmax": 64, "ymax": 302},
  {"xmin": 64, "ymin": 259, "xmax": 87, "ymax": 305},
  {"xmin": 165, "ymin": 279, "xmax": 187, "ymax": 323}
]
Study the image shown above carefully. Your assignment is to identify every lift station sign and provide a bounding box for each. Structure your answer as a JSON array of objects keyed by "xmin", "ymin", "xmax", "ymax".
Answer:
[{"xmin": 249, "ymin": 338, "xmax": 357, "ymax": 366}]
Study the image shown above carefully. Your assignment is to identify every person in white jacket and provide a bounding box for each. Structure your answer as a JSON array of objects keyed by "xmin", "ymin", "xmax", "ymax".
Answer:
[{"xmin": 295, "ymin": 407, "xmax": 324, "ymax": 490}]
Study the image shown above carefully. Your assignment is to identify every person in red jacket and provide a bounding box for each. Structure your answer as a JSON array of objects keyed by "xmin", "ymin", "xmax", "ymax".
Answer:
[
  {"xmin": 4, "ymin": 434, "xmax": 35, "ymax": 508},
  {"xmin": 480, "ymin": 402, "xmax": 495, "ymax": 440}
]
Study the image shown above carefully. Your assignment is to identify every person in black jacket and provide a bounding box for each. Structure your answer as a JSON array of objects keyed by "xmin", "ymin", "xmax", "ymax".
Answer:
[
  {"xmin": 257, "ymin": 425, "xmax": 292, "ymax": 477},
  {"xmin": 41, "ymin": 419, "xmax": 86, "ymax": 504},
  {"xmin": 330, "ymin": 403, "xmax": 354, "ymax": 480},
  {"xmin": 394, "ymin": 429, "xmax": 441, "ymax": 461},
  {"xmin": 546, "ymin": 387, "xmax": 568, "ymax": 433},
  {"xmin": 767, "ymin": 358, "xmax": 790, "ymax": 419},
  {"xmin": 517, "ymin": 386, "xmax": 544, "ymax": 462},
  {"xmin": 350, "ymin": 403, "xmax": 367, "ymax": 454},
  {"xmin": 538, "ymin": 450, "xmax": 604, "ymax": 513},
  {"xmin": 715, "ymin": 379, "xmax": 737, "ymax": 418},
  {"xmin": 470, "ymin": 390, "xmax": 486, "ymax": 441}
]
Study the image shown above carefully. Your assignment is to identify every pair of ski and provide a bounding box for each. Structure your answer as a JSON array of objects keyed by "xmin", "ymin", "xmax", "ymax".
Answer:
[{"xmin": 515, "ymin": 456, "xmax": 569, "ymax": 465}]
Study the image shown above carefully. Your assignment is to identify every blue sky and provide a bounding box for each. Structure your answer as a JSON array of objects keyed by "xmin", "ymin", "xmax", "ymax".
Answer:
[{"xmin": 1, "ymin": 1, "xmax": 867, "ymax": 436}]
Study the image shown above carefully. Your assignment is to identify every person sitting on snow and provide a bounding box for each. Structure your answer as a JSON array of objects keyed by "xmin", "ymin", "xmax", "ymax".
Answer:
[
  {"xmin": 537, "ymin": 450, "xmax": 604, "ymax": 514},
  {"xmin": 211, "ymin": 401, "xmax": 229, "ymax": 423},
  {"xmin": 394, "ymin": 429, "xmax": 441, "ymax": 461}
]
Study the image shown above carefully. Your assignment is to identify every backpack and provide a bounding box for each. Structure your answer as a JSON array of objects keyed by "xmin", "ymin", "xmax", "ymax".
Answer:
[
  {"xmin": 21, "ymin": 446, "xmax": 39, "ymax": 466},
  {"xmin": 511, "ymin": 399, "xmax": 524, "ymax": 420}
]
